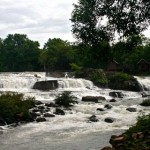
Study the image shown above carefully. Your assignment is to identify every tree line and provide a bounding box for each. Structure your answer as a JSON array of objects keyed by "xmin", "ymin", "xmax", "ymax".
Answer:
[{"xmin": 0, "ymin": 33, "xmax": 149, "ymax": 73}]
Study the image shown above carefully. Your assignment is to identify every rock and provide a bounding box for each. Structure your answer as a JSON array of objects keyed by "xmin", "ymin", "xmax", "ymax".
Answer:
[
  {"xmin": 54, "ymin": 108, "xmax": 65, "ymax": 115},
  {"xmin": 38, "ymin": 105, "xmax": 45, "ymax": 110},
  {"xmin": 82, "ymin": 96, "xmax": 106, "ymax": 103},
  {"xmin": 32, "ymin": 108, "xmax": 39, "ymax": 112},
  {"xmin": 104, "ymin": 104, "xmax": 112, "ymax": 109},
  {"xmin": 0, "ymin": 118, "xmax": 6, "ymax": 126},
  {"xmin": 89, "ymin": 115, "xmax": 98, "ymax": 122},
  {"xmin": 45, "ymin": 102, "xmax": 58, "ymax": 107},
  {"xmin": 33, "ymin": 80, "xmax": 58, "ymax": 91},
  {"xmin": 30, "ymin": 112, "xmax": 41, "ymax": 119},
  {"xmin": 109, "ymin": 92, "xmax": 124, "ymax": 98},
  {"xmin": 109, "ymin": 99, "xmax": 117, "ymax": 102},
  {"xmin": 126, "ymin": 107, "xmax": 137, "ymax": 112},
  {"xmin": 35, "ymin": 100, "xmax": 43, "ymax": 105},
  {"xmin": 101, "ymin": 146, "xmax": 112, "ymax": 150},
  {"xmin": 104, "ymin": 117, "xmax": 115, "ymax": 123},
  {"xmin": 97, "ymin": 108, "xmax": 105, "ymax": 111},
  {"xmin": 43, "ymin": 113, "xmax": 55, "ymax": 117},
  {"xmin": 109, "ymin": 134, "xmax": 125, "ymax": 146},
  {"xmin": 36, "ymin": 117, "xmax": 46, "ymax": 122}
]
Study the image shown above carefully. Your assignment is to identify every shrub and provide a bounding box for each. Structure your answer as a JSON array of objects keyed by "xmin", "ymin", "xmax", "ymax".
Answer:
[
  {"xmin": 109, "ymin": 72, "xmax": 131, "ymax": 82},
  {"xmin": 54, "ymin": 91, "xmax": 78, "ymax": 108},
  {"xmin": 0, "ymin": 92, "xmax": 35, "ymax": 124},
  {"xmin": 140, "ymin": 99, "xmax": 150, "ymax": 106}
]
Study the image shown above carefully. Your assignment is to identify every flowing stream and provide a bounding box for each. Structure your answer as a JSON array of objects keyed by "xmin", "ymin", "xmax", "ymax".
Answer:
[{"xmin": 0, "ymin": 72, "xmax": 150, "ymax": 150}]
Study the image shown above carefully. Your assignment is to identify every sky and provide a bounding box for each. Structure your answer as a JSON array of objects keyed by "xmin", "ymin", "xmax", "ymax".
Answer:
[
  {"xmin": 0, "ymin": 0, "xmax": 150, "ymax": 47},
  {"xmin": 0, "ymin": 0, "xmax": 78, "ymax": 47}
]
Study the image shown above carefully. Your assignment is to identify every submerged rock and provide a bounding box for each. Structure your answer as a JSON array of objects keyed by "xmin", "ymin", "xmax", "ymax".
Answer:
[
  {"xmin": 89, "ymin": 115, "xmax": 99, "ymax": 122},
  {"xmin": 104, "ymin": 104, "xmax": 113, "ymax": 109},
  {"xmin": 54, "ymin": 108, "xmax": 65, "ymax": 115},
  {"xmin": 109, "ymin": 92, "xmax": 124, "ymax": 98},
  {"xmin": 36, "ymin": 117, "xmax": 46, "ymax": 122},
  {"xmin": 43, "ymin": 113, "xmax": 55, "ymax": 117},
  {"xmin": 104, "ymin": 117, "xmax": 115, "ymax": 123},
  {"xmin": 82, "ymin": 96, "xmax": 106, "ymax": 103},
  {"xmin": 126, "ymin": 107, "xmax": 137, "ymax": 112},
  {"xmin": 97, "ymin": 108, "xmax": 105, "ymax": 111}
]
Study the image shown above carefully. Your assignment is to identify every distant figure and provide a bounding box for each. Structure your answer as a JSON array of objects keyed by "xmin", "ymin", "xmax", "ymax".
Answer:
[
  {"xmin": 65, "ymin": 72, "xmax": 69, "ymax": 78},
  {"xmin": 34, "ymin": 74, "xmax": 41, "ymax": 81}
]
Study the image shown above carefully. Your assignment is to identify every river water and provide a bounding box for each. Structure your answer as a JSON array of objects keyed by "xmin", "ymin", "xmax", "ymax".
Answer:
[{"xmin": 0, "ymin": 72, "xmax": 150, "ymax": 150}]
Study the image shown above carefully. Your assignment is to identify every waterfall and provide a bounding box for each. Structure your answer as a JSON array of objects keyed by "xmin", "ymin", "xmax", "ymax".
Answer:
[
  {"xmin": 0, "ymin": 72, "xmax": 45, "ymax": 89},
  {"xmin": 58, "ymin": 78, "xmax": 94, "ymax": 89},
  {"xmin": 135, "ymin": 76, "xmax": 150, "ymax": 96}
]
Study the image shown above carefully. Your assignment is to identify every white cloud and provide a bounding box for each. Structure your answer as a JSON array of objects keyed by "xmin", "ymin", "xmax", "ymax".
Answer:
[
  {"xmin": 0, "ymin": 0, "xmax": 78, "ymax": 47},
  {"xmin": 0, "ymin": 0, "xmax": 149, "ymax": 47}
]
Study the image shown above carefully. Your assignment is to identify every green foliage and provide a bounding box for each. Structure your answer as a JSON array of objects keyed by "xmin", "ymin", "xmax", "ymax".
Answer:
[
  {"xmin": 109, "ymin": 73, "xmax": 131, "ymax": 82},
  {"xmin": 125, "ymin": 114, "xmax": 150, "ymax": 135},
  {"xmin": 54, "ymin": 91, "xmax": 78, "ymax": 108},
  {"xmin": 140, "ymin": 99, "xmax": 150, "ymax": 107},
  {"xmin": 123, "ymin": 114, "xmax": 150, "ymax": 149},
  {"xmin": 0, "ymin": 92, "xmax": 35, "ymax": 124},
  {"xmin": 88, "ymin": 69, "xmax": 108, "ymax": 86}
]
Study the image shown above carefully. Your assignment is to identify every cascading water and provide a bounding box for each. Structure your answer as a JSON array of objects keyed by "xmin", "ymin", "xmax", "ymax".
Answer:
[
  {"xmin": 135, "ymin": 76, "xmax": 150, "ymax": 95},
  {"xmin": 0, "ymin": 72, "xmax": 150, "ymax": 150}
]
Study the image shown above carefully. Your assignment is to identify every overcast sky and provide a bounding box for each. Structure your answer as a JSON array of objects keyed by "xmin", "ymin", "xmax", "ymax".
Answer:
[
  {"xmin": 0, "ymin": 0, "xmax": 78, "ymax": 47},
  {"xmin": 0, "ymin": 0, "xmax": 150, "ymax": 47}
]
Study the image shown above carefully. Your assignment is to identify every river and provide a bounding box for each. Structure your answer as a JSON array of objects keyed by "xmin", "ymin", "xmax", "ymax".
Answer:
[{"xmin": 0, "ymin": 72, "xmax": 149, "ymax": 150}]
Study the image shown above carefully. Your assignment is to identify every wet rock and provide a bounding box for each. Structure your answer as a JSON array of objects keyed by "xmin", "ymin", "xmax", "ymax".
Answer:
[
  {"xmin": 104, "ymin": 117, "xmax": 115, "ymax": 123},
  {"xmin": 97, "ymin": 108, "xmax": 105, "ymax": 111},
  {"xmin": 89, "ymin": 115, "xmax": 99, "ymax": 122},
  {"xmin": 32, "ymin": 108, "xmax": 39, "ymax": 112},
  {"xmin": 104, "ymin": 104, "xmax": 112, "ymax": 109},
  {"xmin": 109, "ymin": 99, "xmax": 117, "ymax": 102},
  {"xmin": 109, "ymin": 92, "xmax": 124, "ymax": 98},
  {"xmin": 33, "ymin": 80, "xmax": 58, "ymax": 91},
  {"xmin": 126, "ymin": 107, "xmax": 137, "ymax": 112},
  {"xmin": 45, "ymin": 102, "xmax": 58, "ymax": 107},
  {"xmin": 35, "ymin": 100, "xmax": 43, "ymax": 105},
  {"xmin": 30, "ymin": 112, "xmax": 41, "ymax": 119},
  {"xmin": 36, "ymin": 117, "xmax": 46, "ymax": 122},
  {"xmin": 38, "ymin": 105, "xmax": 45, "ymax": 110},
  {"xmin": 0, "ymin": 118, "xmax": 6, "ymax": 126},
  {"xmin": 101, "ymin": 146, "xmax": 112, "ymax": 150},
  {"xmin": 43, "ymin": 113, "xmax": 55, "ymax": 117},
  {"xmin": 82, "ymin": 96, "xmax": 106, "ymax": 103},
  {"xmin": 54, "ymin": 108, "xmax": 65, "ymax": 115}
]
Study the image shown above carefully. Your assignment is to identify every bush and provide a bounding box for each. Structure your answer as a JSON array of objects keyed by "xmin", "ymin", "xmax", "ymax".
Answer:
[
  {"xmin": 0, "ymin": 92, "xmax": 35, "ymax": 124},
  {"xmin": 123, "ymin": 114, "xmax": 150, "ymax": 149},
  {"xmin": 140, "ymin": 99, "xmax": 150, "ymax": 106},
  {"xmin": 54, "ymin": 91, "xmax": 78, "ymax": 108},
  {"xmin": 109, "ymin": 72, "xmax": 131, "ymax": 82}
]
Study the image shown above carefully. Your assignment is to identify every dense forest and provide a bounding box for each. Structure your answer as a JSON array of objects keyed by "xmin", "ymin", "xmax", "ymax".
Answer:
[{"xmin": 0, "ymin": 0, "xmax": 150, "ymax": 74}]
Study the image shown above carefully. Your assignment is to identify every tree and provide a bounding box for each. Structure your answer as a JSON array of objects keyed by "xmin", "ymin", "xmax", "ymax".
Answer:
[
  {"xmin": 2, "ymin": 34, "xmax": 41, "ymax": 71},
  {"xmin": 104, "ymin": 0, "xmax": 150, "ymax": 38},
  {"xmin": 71, "ymin": 0, "xmax": 150, "ymax": 42},
  {"xmin": 71, "ymin": 0, "xmax": 111, "ymax": 46},
  {"xmin": 40, "ymin": 38, "xmax": 72, "ymax": 71}
]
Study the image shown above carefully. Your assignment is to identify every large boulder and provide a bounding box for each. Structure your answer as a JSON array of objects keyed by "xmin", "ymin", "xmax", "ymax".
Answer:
[
  {"xmin": 33, "ymin": 80, "xmax": 58, "ymax": 91},
  {"xmin": 82, "ymin": 96, "xmax": 106, "ymax": 103}
]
